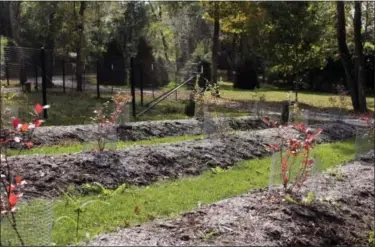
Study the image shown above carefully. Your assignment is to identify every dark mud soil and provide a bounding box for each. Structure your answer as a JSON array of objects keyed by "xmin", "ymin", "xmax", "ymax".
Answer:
[
  {"xmin": 89, "ymin": 151, "xmax": 375, "ymax": 246},
  {"xmin": 6, "ymin": 123, "xmax": 355, "ymax": 197},
  {"xmin": 31, "ymin": 116, "xmax": 268, "ymax": 147}
]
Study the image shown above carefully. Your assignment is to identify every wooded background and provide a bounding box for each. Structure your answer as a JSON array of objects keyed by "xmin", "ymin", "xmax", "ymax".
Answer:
[{"xmin": 0, "ymin": 1, "xmax": 374, "ymax": 112}]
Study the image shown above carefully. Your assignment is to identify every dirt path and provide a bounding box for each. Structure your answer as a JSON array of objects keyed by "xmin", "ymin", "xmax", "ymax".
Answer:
[
  {"xmin": 7, "ymin": 123, "xmax": 355, "ymax": 198},
  {"xmin": 89, "ymin": 151, "xmax": 374, "ymax": 246}
]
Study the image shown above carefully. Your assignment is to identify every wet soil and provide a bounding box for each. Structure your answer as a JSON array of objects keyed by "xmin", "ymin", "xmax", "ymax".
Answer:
[
  {"xmin": 31, "ymin": 116, "xmax": 268, "ymax": 147},
  {"xmin": 89, "ymin": 151, "xmax": 375, "ymax": 246},
  {"xmin": 6, "ymin": 123, "xmax": 355, "ymax": 198}
]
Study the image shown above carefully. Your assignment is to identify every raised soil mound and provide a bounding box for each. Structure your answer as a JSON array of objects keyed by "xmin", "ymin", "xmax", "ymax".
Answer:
[
  {"xmin": 8, "ymin": 123, "xmax": 355, "ymax": 197},
  {"xmin": 89, "ymin": 151, "xmax": 375, "ymax": 246},
  {"xmin": 31, "ymin": 116, "xmax": 268, "ymax": 146}
]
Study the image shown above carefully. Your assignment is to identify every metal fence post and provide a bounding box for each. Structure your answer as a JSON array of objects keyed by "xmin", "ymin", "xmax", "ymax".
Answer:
[
  {"xmin": 62, "ymin": 60, "xmax": 65, "ymax": 93},
  {"xmin": 152, "ymin": 63, "xmax": 155, "ymax": 99},
  {"xmin": 0, "ymin": 35, "xmax": 2, "ymax": 133},
  {"xmin": 6, "ymin": 63, "xmax": 10, "ymax": 86},
  {"xmin": 96, "ymin": 60, "xmax": 100, "ymax": 98},
  {"xmin": 130, "ymin": 57, "xmax": 136, "ymax": 118},
  {"xmin": 295, "ymin": 81, "xmax": 299, "ymax": 103},
  {"xmin": 20, "ymin": 59, "xmax": 25, "ymax": 89},
  {"xmin": 140, "ymin": 61, "xmax": 144, "ymax": 106},
  {"xmin": 71, "ymin": 64, "xmax": 74, "ymax": 91},
  {"xmin": 41, "ymin": 47, "xmax": 48, "ymax": 119},
  {"xmin": 35, "ymin": 62, "xmax": 38, "ymax": 91}
]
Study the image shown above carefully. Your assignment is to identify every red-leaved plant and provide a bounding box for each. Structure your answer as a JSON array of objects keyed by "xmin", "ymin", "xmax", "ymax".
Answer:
[
  {"xmin": 0, "ymin": 103, "xmax": 48, "ymax": 246},
  {"xmin": 360, "ymin": 112, "xmax": 374, "ymax": 132},
  {"xmin": 359, "ymin": 112, "xmax": 375, "ymax": 148},
  {"xmin": 90, "ymin": 93, "xmax": 130, "ymax": 152},
  {"xmin": 263, "ymin": 117, "xmax": 322, "ymax": 194}
]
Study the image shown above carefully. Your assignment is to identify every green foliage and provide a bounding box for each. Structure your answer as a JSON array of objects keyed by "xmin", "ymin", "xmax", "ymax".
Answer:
[
  {"xmin": 327, "ymin": 167, "xmax": 346, "ymax": 181},
  {"xmin": 81, "ymin": 183, "xmax": 127, "ymax": 197},
  {"xmin": 261, "ymin": 2, "xmax": 331, "ymax": 76},
  {"xmin": 302, "ymin": 192, "xmax": 315, "ymax": 205},
  {"xmin": 0, "ymin": 35, "xmax": 7, "ymax": 63},
  {"xmin": 7, "ymin": 1, "xmax": 374, "ymax": 77},
  {"xmin": 284, "ymin": 194, "xmax": 298, "ymax": 204},
  {"xmin": 192, "ymin": 41, "xmax": 211, "ymax": 62},
  {"xmin": 369, "ymin": 231, "xmax": 375, "ymax": 247},
  {"xmin": 48, "ymin": 139, "xmax": 355, "ymax": 245},
  {"xmin": 211, "ymin": 166, "xmax": 225, "ymax": 174},
  {"xmin": 8, "ymin": 134, "xmax": 204, "ymax": 157},
  {"xmin": 199, "ymin": 230, "xmax": 217, "ymax": 241},
  {"xmin": 284, "ymin": 192, "xmax": 315, "ymax": 206},
  {"xmin": 55, "ymin": 190, "xmax": 110, "ymax": 243}
]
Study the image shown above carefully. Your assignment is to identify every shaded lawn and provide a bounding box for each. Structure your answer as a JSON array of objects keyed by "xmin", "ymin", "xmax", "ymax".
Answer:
[
  {"xmin": 219, "ymin": 82, "xmax": 375, "ymax": 111},
  {"xmin": 4, "ymin": 83, "xmax": 373, "ymax": 127},
  {"xmin": 4, "ymin": 91, "xmax": 248, "ymax": 126}
]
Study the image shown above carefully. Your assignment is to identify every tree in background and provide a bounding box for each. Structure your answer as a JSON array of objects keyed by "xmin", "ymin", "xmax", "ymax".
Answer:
[
  {"xmin": 0, "ymin": 0, "xmax": 373, "ymax": 108},
  {"xmin": 353, "ymin": 2, "xmax": 367, "ymax": 112},
  {"xmin": 336, "ymin": 1, "xmax": 368, "ymax": 113},
  {"xmin": 74, "ymin": 2, "xmax": 86, "ymax": 92}
]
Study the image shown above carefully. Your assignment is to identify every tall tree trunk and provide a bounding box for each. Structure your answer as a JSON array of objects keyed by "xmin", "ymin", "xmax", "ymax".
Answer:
[
  {"xmin": 211, "ymin": 2, "xmax": 220, "ymax": 86},
  {"xmin": 8, "ymin": 2, "xmax": 20, "ymax": 43},
  {"xmin": 123, "ymin": 2, "xmax": 135, "ymax": 83},
  {"xmin": 364, "ymin": 2, "xmax": 369, "ymax": 36},
  {"xmin": 148, "ymin": 2, "xmax": 170, "ymax": 63},
  {"xmin": 45, "ymin": 3, "xmax": 57, "ymax": 88},
  {"xmin": 75, "ymin": 2, "xmax": 86, "ymax": 92},
  {"xmin": 336, "ymin": 1, "xmax": 360, "ymax": 111},
  {"xmin": 227, "ymin": 33, "xmax": 236, "ymax": 82},
  {"xmin": 354, "ymin": 2, "xmax": 367, "ymax": 112}
]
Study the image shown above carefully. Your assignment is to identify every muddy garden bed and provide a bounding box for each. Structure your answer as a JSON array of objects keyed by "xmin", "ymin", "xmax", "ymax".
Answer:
[
  {"xmin": 8, "ymin": 122, "xmax": 355, "ymax": 198},
  {"xmin": 89, "ymin": 151, "xmax": 375, "ymax": 246},
  {"xmin": 29, "ymin": 111, "xmax": 359, "ymax": 148},
  {"xmin": 31, "ymin": 116, "xmax": 268, "ymax": 147}
]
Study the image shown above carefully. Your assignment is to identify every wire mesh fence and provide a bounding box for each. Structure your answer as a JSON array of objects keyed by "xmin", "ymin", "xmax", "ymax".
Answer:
[
  {"xmin": 355, "ymin": 127, "xmax": 374, "ymax": 159},
  {"xmin": 2, "ymin": 46, "xmax": 44, "ymax": 90},
  {"xmin": 0, "ymin": 41, "xmax": 209, "ymax": 123},
  {"xmin": 0, "ymin": 193, "xmax": 54, "ymax": 246},
  {"xmin": 289, "ymin": 108, "xmax": 310, "ymax": 125},
  {"xmin": 1, "ymin": 45, "xmax": 200, "ymax": 96},
  {"xmin": 269, "ymin": 151, "xmax": 322, "ymax": 195},
  {"xmin": 248, "ymin": 101, "xmax": 267, "ymax": 120}
]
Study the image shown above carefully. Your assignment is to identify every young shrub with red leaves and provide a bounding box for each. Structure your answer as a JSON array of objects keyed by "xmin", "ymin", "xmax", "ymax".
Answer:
[
  {"xmin": 359, "ymin": 112, "xmax": 374, "ymax": 139},
  {"xmin": 90, "ymin": 93, "xmax": 130, "ymax": 152},
  {"xmin": 263, "ymin": 117, "xmax": 322, "ymax": 194},
  {"xmin": 0, "ymin": 103, "xmax": 49, "ymax": 246}
]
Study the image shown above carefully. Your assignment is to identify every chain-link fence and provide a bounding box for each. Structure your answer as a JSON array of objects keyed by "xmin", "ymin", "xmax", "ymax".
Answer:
[
  {"xmin": 1, "ymin": 46, "xmax": 110, "ymax": 94},
  {"xmin": 0, "ymin": 40, "xmax": 211, "ymax": 122},
  {"xmin": 1, "ymin": 44, "xmax": 201, "ymax": 95}
]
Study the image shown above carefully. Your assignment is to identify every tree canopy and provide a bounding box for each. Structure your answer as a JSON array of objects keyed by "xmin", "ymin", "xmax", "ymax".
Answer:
[{"xmin": 0, "ymin": 1, "xmax": 374, "ymax": 110}]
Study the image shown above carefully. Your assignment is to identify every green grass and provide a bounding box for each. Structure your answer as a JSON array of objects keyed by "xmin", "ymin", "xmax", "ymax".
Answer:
[
  {"xmin": 134, "ymin": 99, "xmax": 249, "ymax": 121},
  {"xmin": 219, "ymin": 82, "xmax": 375, "ymax": 111},
  {"xmin": 1, "ymin": 79, "xmax": 21, "ymax": 88},
  {"xmin": 4, "ymin": 92, "xmax": 112, "ymax": 126},
  {"xmin": 4, "ymin": 82, "xmax": 373, "ymax": 127},
  {"xmin": 1, "ymin": 198, "xmax": 53, "ymax": 246},
  {"xmin": 3, "ymin": 90, "xmax": 248, "ymax": 126},
  {"xmin": 85, "ymin": 74, "xmax": 130, "ymax": 90},
  {"xmin": 3, "ymin": 91, "xmax": 187, "ymax": 125},
  {"xmin": 8, "ymin": 135, "xmax": 204, "ymax": 156},
  {"xmin": 42, "ymin": 139, "xmax": 356, "ymax": 245}
]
